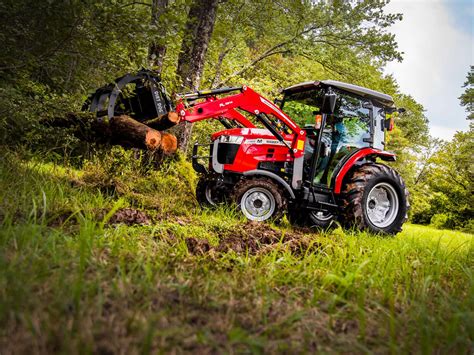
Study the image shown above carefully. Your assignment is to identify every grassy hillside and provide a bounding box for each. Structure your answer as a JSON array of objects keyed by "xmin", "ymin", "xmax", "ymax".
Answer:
[{"xmin": 0, "ymin": 150, "xmax": 473, "ymax": 353}]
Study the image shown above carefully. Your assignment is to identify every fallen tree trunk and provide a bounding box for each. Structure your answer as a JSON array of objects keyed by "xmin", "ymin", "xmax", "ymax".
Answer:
[
  {"xmin": 110, "ymin": 115, "xmax": 161, "ymax": 150},
  {"xmin": 44, "ymin": 113, "xmax": 178, "ymax": 154},
  {"xmin": 144, "ymin": 111, "xmax": 180, "ymax": 131}
]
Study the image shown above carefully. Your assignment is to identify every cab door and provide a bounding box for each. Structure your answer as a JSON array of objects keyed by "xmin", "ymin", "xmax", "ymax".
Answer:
[{"xmin": 311, "ymin": 92, "xmax": 372, "ymax": 187}]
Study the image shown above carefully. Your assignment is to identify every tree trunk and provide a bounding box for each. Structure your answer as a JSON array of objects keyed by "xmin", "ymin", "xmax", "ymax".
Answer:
[
  {"xmin": 148, "ymin": 0, "xmax": 169, "ymax": 70},
  {"xmin": 176, "ymin": 0, "xmax": 219, "ymax": 151}
]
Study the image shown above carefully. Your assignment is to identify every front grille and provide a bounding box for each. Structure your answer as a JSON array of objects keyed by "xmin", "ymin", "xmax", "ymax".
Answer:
[{"xmin": 217, "ymin": 143, "xmax": 239, "ymax": 164}]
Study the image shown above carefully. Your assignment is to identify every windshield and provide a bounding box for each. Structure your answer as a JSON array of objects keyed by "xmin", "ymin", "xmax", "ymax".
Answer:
[{"xmin": 281, "ymin": 89, "xmax": 326, "ymax": 127}]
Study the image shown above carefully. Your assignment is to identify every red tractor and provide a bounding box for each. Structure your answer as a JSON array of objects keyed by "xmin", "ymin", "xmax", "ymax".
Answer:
[
  {"xmin": 87, "ymin": 71, "xmax": 408, "ymax": 234},
  {"xmin": 177, "ymin": 81, "xmax": 408, "ymax": 234}
]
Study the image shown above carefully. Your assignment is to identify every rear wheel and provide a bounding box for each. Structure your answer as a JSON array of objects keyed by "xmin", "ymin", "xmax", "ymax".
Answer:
[
  {"xmin": 308, "ymin": 210, "xmax": 335, "ymax": 229},
  {"xmin": 233, "ymin": 178, "xmax": 286, "ymax": 222},
  {"xmin": 288, "ymin": 208, "xmax": 335, "ymax": 230},
  {"xmin": 196, "ymin": 177, "xmax": 221, "ymax": 207},
  {"xmin": 341, "ymin": 163, "xmax": 409, "ymax": 235}
]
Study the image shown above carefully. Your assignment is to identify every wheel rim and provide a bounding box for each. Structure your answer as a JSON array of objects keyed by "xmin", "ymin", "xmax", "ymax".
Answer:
[
  {"xmin": 240, "ymin": 187, "xmax": 275, "ymax": 221},
  {"xmin": 365, "ymin": 182, "xmax": 399, "ymax": 228},
  {"xmin": 205, "ymin": 184, "xmax": 217, "ymax": 206},
  {"xmin": 310, "ymin": 210, "xmax": 333, "ymax": 222}
]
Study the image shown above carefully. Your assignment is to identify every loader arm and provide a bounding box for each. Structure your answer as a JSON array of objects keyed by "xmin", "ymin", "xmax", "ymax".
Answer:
[{"xmin": 175, "ymin": 86, "xmax": 306, "ymax": 158}]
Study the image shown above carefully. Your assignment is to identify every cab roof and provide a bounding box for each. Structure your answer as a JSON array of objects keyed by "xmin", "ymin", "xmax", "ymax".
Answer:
[{"xmin": 282, "ymin": 80, "xmax": 395, "ymax": 108}]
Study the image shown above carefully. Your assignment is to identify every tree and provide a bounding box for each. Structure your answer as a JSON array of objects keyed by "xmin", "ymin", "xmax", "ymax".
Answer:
[
  {"xmin": 148, "ymin": 0, "xmax": 169, "ymax": 70},
  {"xmin": 176, "ymin": 0, "xmax": 220, "ymax": 150},
  {"xmin": 205, "ymin": 0, "xmax": 402, "ymax": 87},
  {"xmin": 177, "ymin": 0, "xmax": 220, "ymax": 91},
  {"xmin": 424, "ymin": 130, "xmax": 474, "ymax": 230},
  {"xmin": 459, "ymin": 66, "xmax": 473, "ymax": 120},
  {"xmin": 0, "ymin": 0, "xmax": 155, "ymax": 146}
]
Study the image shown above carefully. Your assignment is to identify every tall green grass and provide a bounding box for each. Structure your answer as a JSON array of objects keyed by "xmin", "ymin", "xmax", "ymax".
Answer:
[{"xmin": 0, "ymin": 151, "xmax": 472, "ymax": 353}]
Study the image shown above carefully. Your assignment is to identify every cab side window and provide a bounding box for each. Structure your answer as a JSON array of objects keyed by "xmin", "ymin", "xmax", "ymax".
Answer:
[
  {"xmin": 333, "ymin": 93, "xmax": 371, "ymax": 148},
  {"xmin": 281, "ymin": 90, "xmax": 324, "ymax": 127}
]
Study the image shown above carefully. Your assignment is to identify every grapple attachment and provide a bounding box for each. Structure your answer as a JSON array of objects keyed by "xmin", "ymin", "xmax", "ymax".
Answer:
[{"xmin": 83, "ymin": 69, "xmax": 173, "ymax": 122}]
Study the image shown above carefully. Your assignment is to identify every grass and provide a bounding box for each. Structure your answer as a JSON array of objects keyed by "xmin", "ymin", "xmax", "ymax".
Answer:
[{"xmin": 0, "ymin": 150, "xmax": 473, "ymax": 353}]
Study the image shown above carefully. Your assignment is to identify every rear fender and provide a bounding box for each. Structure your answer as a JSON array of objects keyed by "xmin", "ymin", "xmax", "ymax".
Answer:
[{"xmin": 333, "ymin": 148, "xmax": 396, "ymax": 194}]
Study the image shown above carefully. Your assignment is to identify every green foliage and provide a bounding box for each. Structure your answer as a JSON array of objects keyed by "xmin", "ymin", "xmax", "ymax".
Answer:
[
  {"xmin": 459, "ymin": 65, "xmax": 474, "ymax": 120},
  {"xmin": 430, "ymin": 213, "xmax": 450, "ymax": 230},
  {"xmin": 282, "ymin": 100, "xmax": 320, "ymax": 127},
  {"xmin": 205, "ymin": 0, "xmax": 402, "ymax": 89},
  {"xmin": 393, "ymin": 93, "xmax": 430, "ymax": 146},
  {"xmin": 0, "ymin": 0, "xmax": 159, "ymax": 152},
  {"xmin": 422, "ymin": 130, "xmax": 474, "ymax": 231},
  {"xmin": 80, "ymin": 146, "xmax": 198, "ymax": 215}
]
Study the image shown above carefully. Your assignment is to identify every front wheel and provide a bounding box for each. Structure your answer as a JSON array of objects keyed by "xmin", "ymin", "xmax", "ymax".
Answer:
[
  {"xmin": 341, "ymin": 164, "xmax": 409, "ymax": 235},
  {"xmin": 232, "ymin": 178, "xmax": 286, "ymax": 222}
]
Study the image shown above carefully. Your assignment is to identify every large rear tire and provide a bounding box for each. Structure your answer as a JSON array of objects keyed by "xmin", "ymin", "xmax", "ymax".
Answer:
[
  {"xmin": 232, "ymin": 178, "xmax": 286, "ymax": 222},
  {"xmin": 341, "ymin": 163, "xmax": 409, "ymax": 235}
]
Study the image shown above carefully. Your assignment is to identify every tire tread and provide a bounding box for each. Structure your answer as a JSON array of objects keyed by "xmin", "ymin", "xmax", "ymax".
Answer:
[{"xmin": 341, "ymin": 163, "xmax": 409, "ymax": 235}]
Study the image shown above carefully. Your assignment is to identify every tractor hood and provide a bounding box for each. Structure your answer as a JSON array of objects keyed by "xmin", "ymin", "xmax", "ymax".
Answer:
[{"xmin": 212, "ymin": 128, "xmax": 293, "ymax": 143}]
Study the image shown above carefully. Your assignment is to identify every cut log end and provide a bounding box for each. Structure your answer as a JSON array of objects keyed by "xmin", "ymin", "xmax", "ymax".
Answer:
[
  {"xmin": 145, "ymin": 130, "xmax": 162, "ymax": 150},
  {"xmin": 160, "ymin": 132, "xmax": 178, "ymax": 155},
  {"xmin": 167, "ymin": 111, "xmax": 180, "ymax": 124}
]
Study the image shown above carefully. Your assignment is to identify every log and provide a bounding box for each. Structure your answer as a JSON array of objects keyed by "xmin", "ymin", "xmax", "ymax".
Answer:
[
  {"xmin": 109, "ymin": 115, "xmax": 161, "ymax": 150},
  {"xmin": 144, "ymin": 111, "xmax": 180, "ymax": 131},
  {"xmin": 43, "ymin": 113, "xmax": 179, "ymax": 155}
]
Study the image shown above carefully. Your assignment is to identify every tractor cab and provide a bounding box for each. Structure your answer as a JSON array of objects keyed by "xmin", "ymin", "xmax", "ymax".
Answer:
[{"xmin": 280, "ymin": 80, "xmax": 397, "ymax": 189}]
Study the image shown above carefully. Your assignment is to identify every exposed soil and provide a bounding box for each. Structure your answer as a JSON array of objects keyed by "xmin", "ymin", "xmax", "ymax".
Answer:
[
  {"xmin": 186, "ymin": 221, "xmax": 321, "ymax": 256},
  {"xmin": 46, "ymin": 205, "xmax": 319, "ymax": 257},
  {"xmin": 106, "ymin": 208, "xmax": 151, "ymax": 225}
]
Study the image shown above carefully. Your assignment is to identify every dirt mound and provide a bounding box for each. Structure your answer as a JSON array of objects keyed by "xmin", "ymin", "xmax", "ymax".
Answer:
[
  {"xmin": 186, "ymin": 221, "xmax": 321, "ymax": 256},
  {"xmin": 106, "ymin": 208, "xmax": 151, "ymax": 225}
]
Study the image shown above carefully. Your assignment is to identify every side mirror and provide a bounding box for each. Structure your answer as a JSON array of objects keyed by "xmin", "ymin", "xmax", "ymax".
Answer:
[
  {"xmin": 321, "ymin": 91, "xmax": 337, "ymax": 114},
  {"xmin": 273, "ymin": 98, "xmax": 282, "ymax": 107}
]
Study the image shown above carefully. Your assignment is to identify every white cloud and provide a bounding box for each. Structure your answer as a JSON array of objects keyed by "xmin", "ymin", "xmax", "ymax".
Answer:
[
  {"xmin": 429, "ymin": 125, "xmax": 460, "ymax": 141},
  {"xmin": 384, "ymin": 0, "xmax": 473, "ymax": 141}
]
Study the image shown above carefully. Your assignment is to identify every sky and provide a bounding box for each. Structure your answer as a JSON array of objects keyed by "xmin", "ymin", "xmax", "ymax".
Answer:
[{"xmin": 384, "ymin": 0, "xmax": 473, "ymax": 140}]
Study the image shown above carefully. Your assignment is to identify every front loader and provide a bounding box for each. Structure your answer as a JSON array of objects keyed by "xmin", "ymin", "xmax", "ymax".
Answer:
[{"xmin": 86, "ymin": 71, "xmax": 409, "ymax": 235}]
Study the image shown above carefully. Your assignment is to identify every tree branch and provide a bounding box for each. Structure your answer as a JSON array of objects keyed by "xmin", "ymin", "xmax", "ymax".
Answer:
[
  {"xmin": 217, "ymin": 24, "xmax": 319, "ymax": 86},
  {"xmin": 119, "ymin": 1, "xmax": 151, "ymax": 9}
]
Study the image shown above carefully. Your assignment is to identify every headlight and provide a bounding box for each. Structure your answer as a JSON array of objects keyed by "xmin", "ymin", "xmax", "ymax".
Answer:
[{"xmin": 220, "ymin": 135, "xmax": 244, "ymax": 144}]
